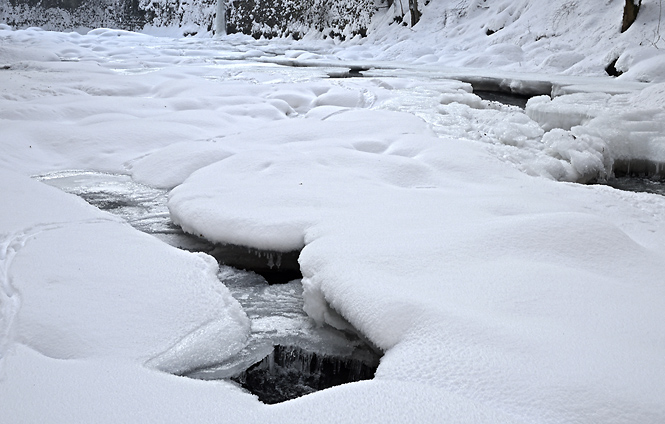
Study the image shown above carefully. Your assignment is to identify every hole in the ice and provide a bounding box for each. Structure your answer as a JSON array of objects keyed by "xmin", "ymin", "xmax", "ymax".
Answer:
[
  {"xmin": 328, "ymin": 66, "xmax": 367, "ymax": 79},
  {"xmin": 612, "ymin": 159, "xmax": 665, "ymax": 180},
  {"xmin": 463, "ymin": 76, "xmax": 548, "ymax": 109},
  {"xmin": 207, "ymin": 244, "xmax": 302, "ymax": 284},
  {"xmin": 473, "ymin": 89, "xmax": 531, "ymax": 108},
  {"xmin": 466, "ymin": 77, "xmax": 552, "ymax": 101},
  {"xmin": 591, "ymin": 159, "xmax": 665, "ymax": 196},
  {"xmin": 603, "ymin": 176, "xmax": 665, "ymax": 196},
  {"xmin": 605, "ymin": 57, "xmax": 623, "ymax": 77},
  {"xmin": 36, "ymin": 170, "xmax": 382, "ymax": 403},
  {"xmin": 230, "ymin": 344, "xmax": 379, "ymax": 404},
  {"xmin": 77, "ymin": 192, "xmax": 139, "ymax": 210},
  {"xmin": 186, "ymin": 266, "xmax": 383, "ymax": 403}
]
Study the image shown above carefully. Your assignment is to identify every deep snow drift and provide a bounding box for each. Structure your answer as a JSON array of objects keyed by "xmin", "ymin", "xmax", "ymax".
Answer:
[{"xmin": 1, "ymin": 7, "xmax": 665, "ymax": 423}]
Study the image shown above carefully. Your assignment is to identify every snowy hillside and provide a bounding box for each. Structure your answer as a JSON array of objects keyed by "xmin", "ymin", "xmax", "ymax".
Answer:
[
  {"xmin": 3, "ymin": 0, "xmax": 665, "ymax": 80},
  {"xmin": 361, "ymin": 0, "xmax": 665, "ymax": 80}
]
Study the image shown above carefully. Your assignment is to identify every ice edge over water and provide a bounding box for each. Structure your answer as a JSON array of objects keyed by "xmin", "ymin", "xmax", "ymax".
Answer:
[
  {"xmin": 2, "ymin": 21, "xmax": 665, "ymax": 422},
  {"xmin": 37, "ymin": 170, "xmax": 382, "ymax": 402}
]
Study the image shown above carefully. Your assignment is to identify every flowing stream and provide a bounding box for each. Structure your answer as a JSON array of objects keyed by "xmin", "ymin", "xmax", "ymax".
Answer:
[
  {"xmin": 31, "ymin": 48, "xmax": 662, "ymax": 404},
  {"xmin": 37, "ymin": 170, "xmax": 381, "ymax": 404},
  {"xmin": 604, "ymin": 176, "xmax": 665, "ymax": 196}
]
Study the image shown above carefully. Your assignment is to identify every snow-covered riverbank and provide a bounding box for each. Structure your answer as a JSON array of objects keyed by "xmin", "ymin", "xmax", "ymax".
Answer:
[{"xmin": 1, "ymin": 26, "xmax": 665, "ymax": 423}]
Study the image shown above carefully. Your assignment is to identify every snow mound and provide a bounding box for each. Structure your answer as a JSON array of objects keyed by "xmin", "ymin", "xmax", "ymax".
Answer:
[
  {"xmin": 168, "ymin": 109, "xmax": 437, "ymax": 251},
  {"xmin": 526, "ymin": 93, "xmax": 612, "ymax": 132},
  {"xmin": 170, "ymin": 105, "xmax": 665, "ymax": 421},
  {"xmin": 2, "ymin": 25, "xmax": 665, "ymax": 423},
  {"xmin": 525, "ymin": 84, "xmax": 665, "ymax": 175},
  {"xmin": 0, "ymin": 169, "xmax": 249, "ymax": 374},
  {"xmin": 128, "ymin": 141, "xmax": 235, "ymax": 189}
]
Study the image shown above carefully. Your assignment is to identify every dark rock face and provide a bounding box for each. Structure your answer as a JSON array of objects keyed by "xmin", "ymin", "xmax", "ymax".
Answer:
[{"xmin": 2, "ymin": 0, "xmax": 376, "ymax": 38}]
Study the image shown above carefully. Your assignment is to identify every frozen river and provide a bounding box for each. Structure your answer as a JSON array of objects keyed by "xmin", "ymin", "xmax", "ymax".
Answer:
[
  {"xmin": 30, "ymin": 34, "xmax": 665, "ymax": 403},
  {"xmin": 34, "ymin": 47, "xmax": 663, "ymax": 402},
  {"xmin": 38, "ymin": 170, "xmax": 380, "ymax": 403},
  {"xmin": 3, "ymin": 27, "xmax": 665, "ymax": 422}
]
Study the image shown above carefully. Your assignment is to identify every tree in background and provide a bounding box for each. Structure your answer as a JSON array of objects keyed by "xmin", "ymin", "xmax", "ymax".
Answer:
[
  {"xmin": 622, "ymin": 0, "xmax": 641, "ymax": 32},
  {"xmin": 409, "ymin": 0, "xmax": 421, "ymax": 25}
]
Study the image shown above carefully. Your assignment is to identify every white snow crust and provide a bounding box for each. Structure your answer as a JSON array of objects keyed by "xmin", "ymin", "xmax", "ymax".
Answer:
[
  {"xmin": 0, "ymin": 168, "xmax": 250, "ymax": 373},
  {"xmin": 354, "ymin": 0, "xmax": 665, "ymax": 82},
  {"xmin": 2, "ymin": 5, "xmax": 665, "ymax": 422}
]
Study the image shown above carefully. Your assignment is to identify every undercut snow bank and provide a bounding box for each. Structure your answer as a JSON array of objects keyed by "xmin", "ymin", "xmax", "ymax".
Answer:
[
  {"xmin": 525, "ymin": 83, "xmax": 665, "ymax": 178},
  {"xmin": 0, "ymin": 169, "xmax": 250, "ymax": 375},
  {"xmin": 168, "ymin": 104, "xmax": 665, "ymax": 421},
  {"xmin": 2, "ymin": 26, "xmax": 665, "ymax": 423},
  {"xmin": 127, "ymin": 141, "xmax": 236, "ymax": 189},
  {"xmin": 167, "ymin": 109, "xmax": 436, "ymax": 251}
]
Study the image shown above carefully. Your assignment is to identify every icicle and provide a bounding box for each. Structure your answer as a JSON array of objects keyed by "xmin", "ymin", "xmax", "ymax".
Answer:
[{"xmin": 267, "ymin": 349, "xmax": 275, "ymax": 374}]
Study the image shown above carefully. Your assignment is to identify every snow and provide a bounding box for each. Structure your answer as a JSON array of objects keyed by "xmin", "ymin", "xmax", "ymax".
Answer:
[
  {"xmin": 2, "ymin": 3, "xmax": 665, "ymax": 422},
  {"xmin": 525, "ymin": 85, "xmax": 665, "ymax": 176},
  {"xmin": 0, "ymin": 169, "xmax": 250, "ymax": 373},
  {"xmin": 167, "ymin": 109, "xmax": 437, "ymax": 251},
  {"xmin": 127, "ymin": 141, "xmax": 235, "ymax": 189},
  {"xmin": 357, "ymin": 0, "xmax": 665, "ymax": 81}
]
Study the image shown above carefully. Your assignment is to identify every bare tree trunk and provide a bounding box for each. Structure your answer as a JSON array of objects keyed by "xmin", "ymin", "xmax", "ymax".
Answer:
[
  {"xmin": 409, "ymin": 0, "xmax": 421, "ymax": 26},
  {"xmin": 215, "ymin": 0, "xmax": 226, "ymax": 35},
  {"xmin": 622, "ymin": 0, "xmax": 641, "ymax": 32}
]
